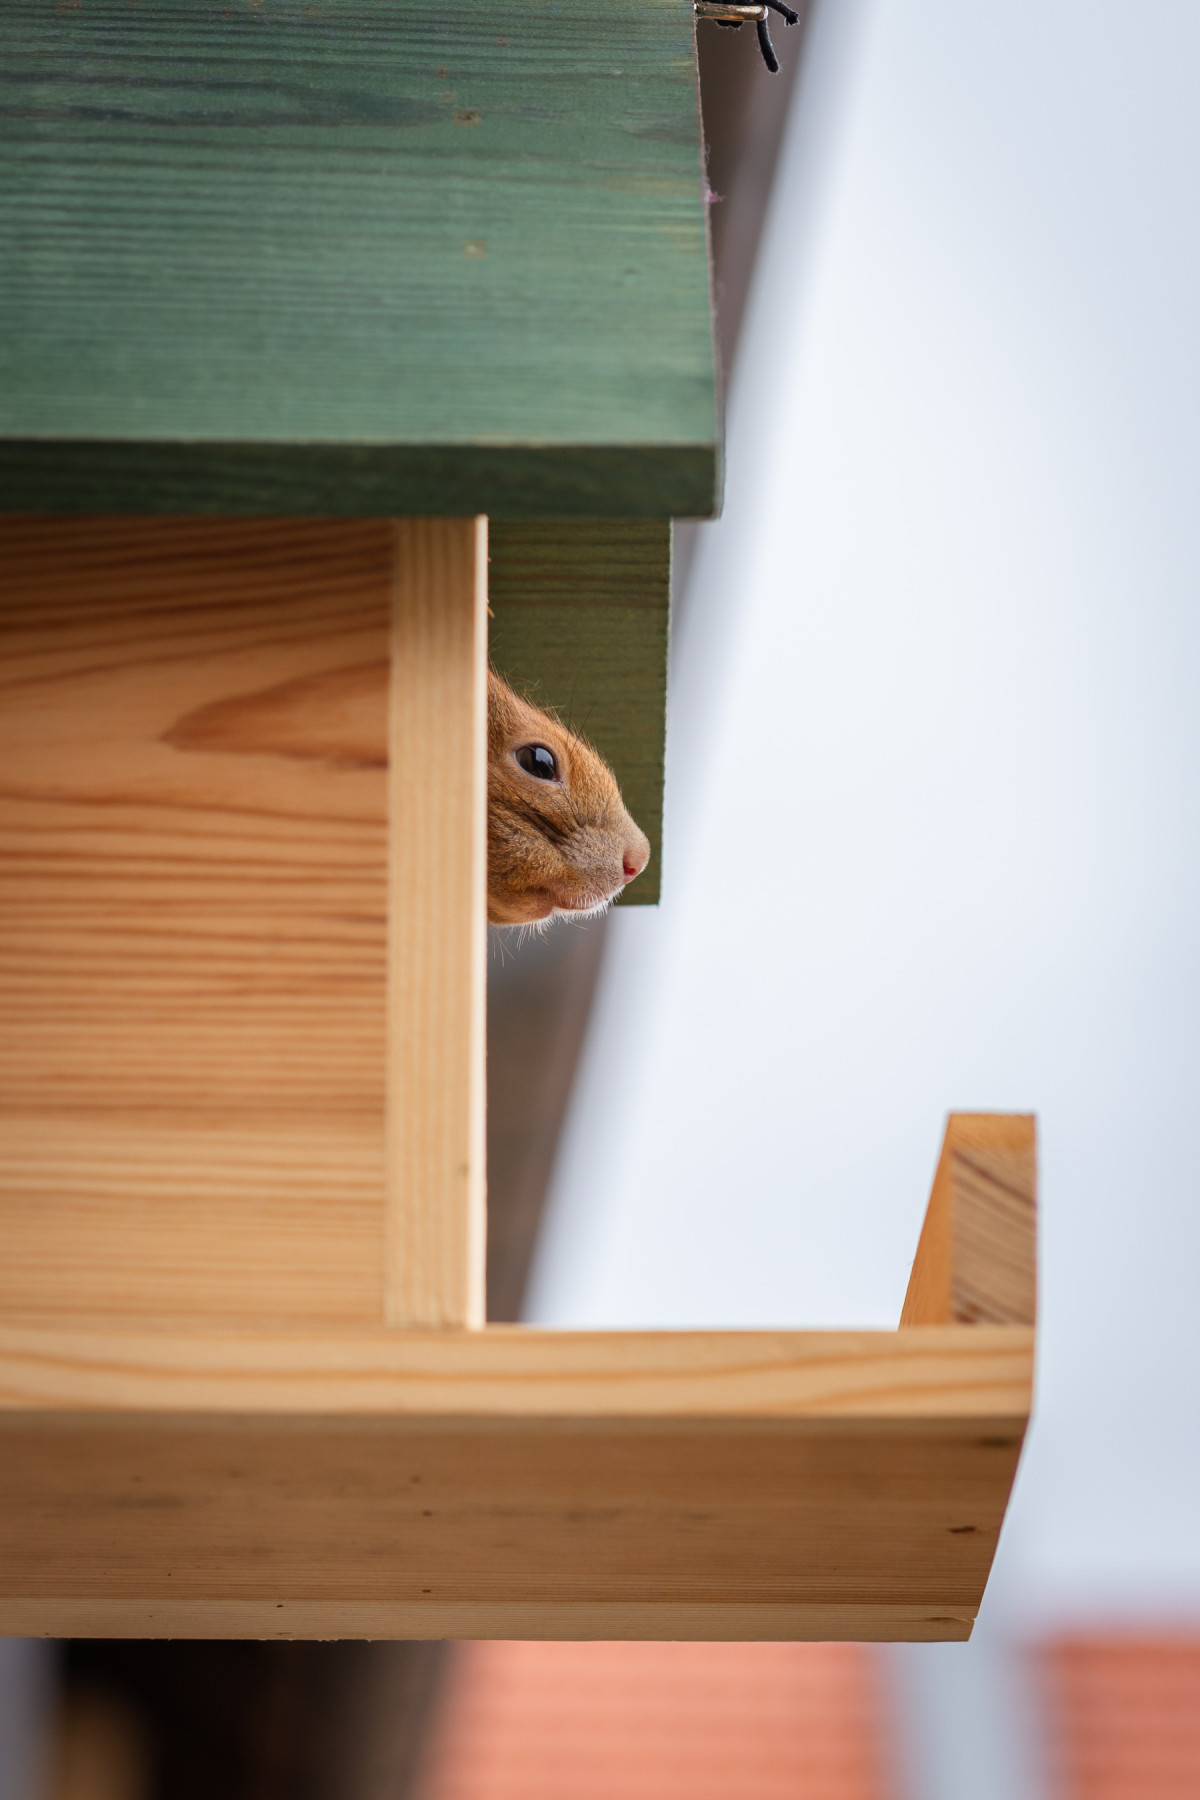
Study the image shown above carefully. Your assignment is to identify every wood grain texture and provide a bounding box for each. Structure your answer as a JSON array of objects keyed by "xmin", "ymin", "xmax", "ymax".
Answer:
[
  {"xmin": 0, "ymin": 515, "xmax": 659, "ymax": 1328},
  {"xmin": 0, "ymin": 0, "xmax": 718, "ymax": 518},
  {"xmin": 901, "ymin": 1114, "xmax": 1037, "ymax": 1326},
  {"xmin": 388, "ymin": 521, "xmax": 488, "ymax": 1328},
  {"xmin": 0, "ymin": 1323, "xmax": 1034, "ymax": 1418},
  {"xmin": 489, "ymin": 522, "xmax": 670, "ymax": 905},
  {"xmin": 0, "ymin": 516, "xmax": 391, "ymax": 1323},
  {"xmin": 0, "ymin": 1323, "xmax": 1032, "ymax": 1642}
]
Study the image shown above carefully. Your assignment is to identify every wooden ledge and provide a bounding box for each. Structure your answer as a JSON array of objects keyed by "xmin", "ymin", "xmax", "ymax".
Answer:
[
  {"xmin": 0, "ymin": 1325, "xmax": 1030, "ymax": 1644},
  {"xmin": 0, "ymin": 1119, "xmax": 1036, "ymax": 1642}
]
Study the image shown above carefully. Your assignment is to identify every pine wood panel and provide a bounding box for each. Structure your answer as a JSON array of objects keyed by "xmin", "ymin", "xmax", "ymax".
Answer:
[
  {"xmin": 0, "ymin": 515, "xmax": 664, "ymax": 1328},
  {"xmin": 0, "ymin": 0, "xmax": 717, "ymax": 517},
  {"xmin": 0, "ymin": 517, "xmax": 392, "ymax": 1323},
  {"xmin": 388, "ymin": 521, "xmax": 488, "ymax": 1328},
  {"xmin": 901, "ymin": 1114, "xmax": 1037, "ymax": 1326},
  {"xmin": 489, "ymin": 522, "xmax": 670, "ymax": 906},
  {"xmin": 0, "ymin": 1323, "xmax": 1032, "ymax": 1642}
]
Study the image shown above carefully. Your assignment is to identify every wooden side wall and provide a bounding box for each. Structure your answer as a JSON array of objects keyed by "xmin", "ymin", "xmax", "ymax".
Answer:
[{"xmin": 0, "ymin": 518, "xmax": 392, "ymax": 1324}]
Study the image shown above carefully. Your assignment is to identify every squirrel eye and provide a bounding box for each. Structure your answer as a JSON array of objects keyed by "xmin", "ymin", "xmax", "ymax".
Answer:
[{"xmin": 514, "ymin": 743, "xmax": 559, "ymax": 781}]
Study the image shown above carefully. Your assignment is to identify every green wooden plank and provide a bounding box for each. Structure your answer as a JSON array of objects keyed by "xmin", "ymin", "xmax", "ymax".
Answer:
[
  {"xmin": 0, "ymin": 443, "xmax": 714, "ymax": 519},
  {"xmin": 489, "ymin": 521, "xmax": 670, "ymax": 904},
  {"xmin": 0, "ymin": 0, "xmax": 718, "ymax": 517}
]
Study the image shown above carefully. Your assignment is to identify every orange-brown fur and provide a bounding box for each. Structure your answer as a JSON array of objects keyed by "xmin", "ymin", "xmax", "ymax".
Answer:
[{"xmin": 487, "ymin": 672, "xmax": 651, "ymax": 926}]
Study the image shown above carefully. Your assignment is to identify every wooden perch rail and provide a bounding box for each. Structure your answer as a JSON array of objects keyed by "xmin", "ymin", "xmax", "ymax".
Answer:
[{"xmin": 0, "ymin": 519, "xmax": 1036, "ymax": 1642}]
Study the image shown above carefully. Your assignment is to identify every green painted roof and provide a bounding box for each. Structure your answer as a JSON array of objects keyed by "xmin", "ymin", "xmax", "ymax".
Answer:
[{"xmin": 0, "ymin": 0, "xmax": 719, "ymax": 515}]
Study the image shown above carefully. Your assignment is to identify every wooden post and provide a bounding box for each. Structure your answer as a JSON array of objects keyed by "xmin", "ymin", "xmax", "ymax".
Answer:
[{"xmin": 387, "ymin": 520, "xmax": 489, "ymax": 1328}]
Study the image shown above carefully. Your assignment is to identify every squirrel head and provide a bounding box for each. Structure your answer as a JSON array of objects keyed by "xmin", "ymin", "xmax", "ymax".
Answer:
[{"xmin": 487, "ymin": 672, "xmax": 651, "ymax": 926}]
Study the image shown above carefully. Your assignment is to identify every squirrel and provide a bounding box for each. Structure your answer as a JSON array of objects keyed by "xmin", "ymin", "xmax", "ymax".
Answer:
[{"xmin": 487, "ymin": 671, "xmax": 650, "ymax": 926}]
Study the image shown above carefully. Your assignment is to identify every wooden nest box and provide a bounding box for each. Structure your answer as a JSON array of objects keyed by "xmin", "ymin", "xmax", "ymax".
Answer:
[{"xmin": 0, "ymin": 0, "xmax": 1035, "ymax": 1639}]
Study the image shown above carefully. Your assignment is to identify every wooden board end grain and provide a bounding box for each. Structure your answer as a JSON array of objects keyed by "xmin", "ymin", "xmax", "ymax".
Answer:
[{"xmin": 902, "ymin": 1114, "xmax": 1037, "ymax": 1327}]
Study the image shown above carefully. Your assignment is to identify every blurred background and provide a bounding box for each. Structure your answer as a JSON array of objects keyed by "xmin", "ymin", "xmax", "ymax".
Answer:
[{"xmin": 5, "ymin": 0, "xmax": 1200, "ymax": 1794}]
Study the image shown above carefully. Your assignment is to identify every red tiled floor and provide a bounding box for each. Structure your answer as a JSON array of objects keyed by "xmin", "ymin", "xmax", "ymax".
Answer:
[
  {"xmin": 415, "ymin": 1641, "xmax": 891, "ymax": 1800},
  {"xmin": 1043, "ymin": 1636, "xmax": 1200, "ymax": 1800}
]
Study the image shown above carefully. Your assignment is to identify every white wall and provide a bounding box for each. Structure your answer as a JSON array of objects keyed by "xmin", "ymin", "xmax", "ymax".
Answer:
[{"xmin": 527, "ymin": 0, "xmax": 1200, "ymax": 1632}]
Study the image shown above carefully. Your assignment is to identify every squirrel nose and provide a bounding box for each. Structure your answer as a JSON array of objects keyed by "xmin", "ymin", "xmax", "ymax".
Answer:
[{"xmin": 622, "ymin": 832, "xmax": 650, "ymax": 884}]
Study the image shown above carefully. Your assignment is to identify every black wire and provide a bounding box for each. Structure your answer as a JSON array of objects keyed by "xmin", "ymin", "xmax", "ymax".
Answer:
[
  {"xmin": 756, "ymin": 16, "xmax": 779, "ymax": 70},
  {"xmin": 698, "ymin": 0, "xmax": 798, "ymax": 68}
]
